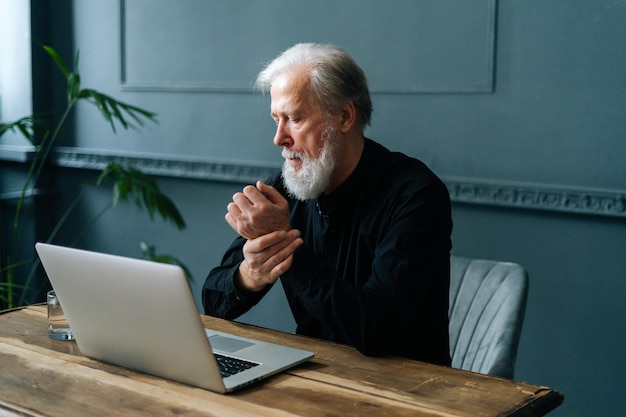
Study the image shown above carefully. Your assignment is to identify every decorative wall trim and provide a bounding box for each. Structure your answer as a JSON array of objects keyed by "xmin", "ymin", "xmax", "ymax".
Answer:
[
  {"xmin": 52, "ymin": 147, "xmax": 280, "ymax": 185},
  {"xmin": 445, "ymin": 176, "xmax": 626, "ymax": 218},
  {"xmin": 3, "ymin": 146, "xmax": 624, "ymax": 219}
]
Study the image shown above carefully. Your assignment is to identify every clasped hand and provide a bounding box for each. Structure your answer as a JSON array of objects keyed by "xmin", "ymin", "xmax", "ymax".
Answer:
[
  {"xmin": 225, "ymin": 181, "xmax": 303, "ymax": 291},
  {"xmin": 226, "ymin": 180, "xmax": 291, "ymax": 239}
]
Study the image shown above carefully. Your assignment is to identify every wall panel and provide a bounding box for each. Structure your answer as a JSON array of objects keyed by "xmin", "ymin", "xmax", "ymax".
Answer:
[{"xmin": 121, "ymin": 0, "xmax": 495, "ymax": 94}]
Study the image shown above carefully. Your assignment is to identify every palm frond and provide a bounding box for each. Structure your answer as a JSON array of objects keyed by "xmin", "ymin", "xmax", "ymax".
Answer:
[
  {"xmin": 42, "ymin": 44, "xmax": 70, "ymax": 79},
  {"xmin": 97, "ymin": 163, "xmax": 186, "ymax": 230},
  {"xmin": 41, "ymin": 44, "xmax": 157, "ymax": 132},
  {"xmin": 0, "ymin": 115, "xmax": 50, "ymax": 146},
  {"xmin": 80, "ymin": 89, "xmax": 157, "ymax": 133}
]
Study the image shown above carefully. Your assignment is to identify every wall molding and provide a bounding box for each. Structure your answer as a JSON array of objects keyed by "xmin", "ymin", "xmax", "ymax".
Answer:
[
  {"xmin": 445, "ymin": 177, "xmax": 626, "ymax": 218},
  {"xmin": 2, "ymin": 145, "xmax": 624, "ymax": 219},
  {"xmin": 53, "ymin": 147, "xmax": 280, "ymax": 185},
  {"xmin": 118, "ymin": 0, "xmax": 496, "ymax": 95}
]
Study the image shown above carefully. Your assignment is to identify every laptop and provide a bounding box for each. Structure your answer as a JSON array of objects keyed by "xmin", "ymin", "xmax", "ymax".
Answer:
[{"xmin": 35, "ymin": 242, "xmax": 313, "ymax": 393}]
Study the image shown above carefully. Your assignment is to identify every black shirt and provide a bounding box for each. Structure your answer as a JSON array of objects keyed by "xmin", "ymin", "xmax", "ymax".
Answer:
[{"xmin": 203, "ymin": 139, "xmax": 452, "ymax": 366}]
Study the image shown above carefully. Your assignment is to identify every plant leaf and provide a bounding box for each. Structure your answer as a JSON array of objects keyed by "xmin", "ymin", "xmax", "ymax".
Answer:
[
  {"xmin": 78, "ymin": 89, "xmax": 157, "ymax": 134},
  {"xmin": 96, "ymin": 163, "xmax": 186, "ymax": 230},
  {"xmin": 42, "ymin": 44, "xmax": 70, "ymax": 79},
  {"xmin": 0, "ymin": 114, "xmax": 54, "ymax": 147},
  {"xmin": 0, "ymin": 116, "xmax": 37, "ymax": 144},
  {"xmin": 67, "ymin": 72, "xmax": 81, "ymax": 101}
]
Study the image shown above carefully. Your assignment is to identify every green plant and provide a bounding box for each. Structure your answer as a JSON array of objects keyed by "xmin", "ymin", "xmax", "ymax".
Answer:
[{"xmin": 0, "ymin": 45, "xmax": 192, "ymax": 309}]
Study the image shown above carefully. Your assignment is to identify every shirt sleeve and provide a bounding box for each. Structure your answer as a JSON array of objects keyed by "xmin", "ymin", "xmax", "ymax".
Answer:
[
  {"xmin": 202, "ymin": 173, "xmax": 284, "ymax": 318},
  {"xmin": 202, "ymin": 236, "xmax": 270, "ymax": 319}
]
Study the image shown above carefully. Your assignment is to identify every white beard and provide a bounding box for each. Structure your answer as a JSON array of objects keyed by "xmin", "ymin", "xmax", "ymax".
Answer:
[{"xmin": 281, "ymin": 126, "xmax": 339, "ymax": 201}]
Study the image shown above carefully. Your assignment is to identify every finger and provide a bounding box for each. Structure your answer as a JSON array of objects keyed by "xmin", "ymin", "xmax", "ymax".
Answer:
[
  {"xmin": 226, "ymin": 201, "xmax": 242, "ymax": 217},
  {"xmin": 226, "ymin": 199, "xmax": 259, "ymax": 239},
  {"xmin": 267, "ymin": 237, "xmax": 303, "ymax": 277},
  {"xmin": 266, "ymin": 232, "xmax": 302, "ymax": 259},
  {"xmin": 232, "ymin": 191, "xmax": 253, "ymax": 211},
  {"xmin": 243, "ymin": 231, "xmax": 301, "ymax": 269},
  {"xmin": 264, "ymin": 229, "xmax": 301, "ymax": 251},
  {"xmin": 242, "ymin": 234, "xmax": 302, "ymax": 284},
  {"xmin": 245, "ymin": 245, "xmax": 299, "ymax": 283},
  {"xmin": 271, "ymin": 254, "xmax": 294, "ymax": 278},
  {"xmin": 256, "ymin": 181, "xmax": 285, "ymax": 205},
  {"xmin": 245, "ymin": 230, "xmax": 291, "ymax": 253},
  {"xmin": 243, "ymin": 184, "xmax": 271, "ymax": 206},
  {"xmin": 225, "ymin": 202, "xmax": 241, "ymax": 228},
  {"xmin": 258, "ymin": 232, "xmax": 302, "ymax": 265},
  {"xmin": 225, "ymin": 212, "xmax": 242, "ymax": 235}
]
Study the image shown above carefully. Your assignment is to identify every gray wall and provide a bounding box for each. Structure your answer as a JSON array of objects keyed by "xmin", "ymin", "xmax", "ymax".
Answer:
[{"xmin": 1, "ymin": 1, "xmax": 625, "ymax": 415}]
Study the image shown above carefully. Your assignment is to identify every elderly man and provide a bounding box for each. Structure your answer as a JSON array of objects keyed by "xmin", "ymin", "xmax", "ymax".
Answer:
[{"xmin": 203, "ymin": 43, "xmax": 452, "ymax": 366}]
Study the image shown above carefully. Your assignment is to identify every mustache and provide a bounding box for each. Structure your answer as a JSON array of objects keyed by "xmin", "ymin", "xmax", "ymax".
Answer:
[{"xmin": 282, "ymin": 149, "xmax": 307, "ymax": 160}]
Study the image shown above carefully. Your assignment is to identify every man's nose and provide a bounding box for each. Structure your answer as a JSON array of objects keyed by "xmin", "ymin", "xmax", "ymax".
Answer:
[{"xmin": 273, "ymin": 120, "xmax": 292, "ymax": 147}]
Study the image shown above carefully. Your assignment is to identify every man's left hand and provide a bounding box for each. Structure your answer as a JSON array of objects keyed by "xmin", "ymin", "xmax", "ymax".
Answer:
[{"xmin": 225, "ymin": 181, "xmax": 291, "ymax": 240}]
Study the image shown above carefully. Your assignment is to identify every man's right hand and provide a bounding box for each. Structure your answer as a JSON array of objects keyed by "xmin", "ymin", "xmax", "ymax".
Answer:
[{"xmin": 235, "ymin": 229, "xmax": 303, "ymax": 292}]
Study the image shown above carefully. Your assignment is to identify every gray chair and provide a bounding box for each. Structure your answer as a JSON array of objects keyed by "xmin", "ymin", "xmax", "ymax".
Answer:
[{"xmin": 448, "ymin": 256, "xmax": 529, "ymax": 379}]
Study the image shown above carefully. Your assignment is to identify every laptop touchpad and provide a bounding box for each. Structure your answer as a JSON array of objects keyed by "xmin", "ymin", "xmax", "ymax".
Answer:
[{"xmin": 209, "ymin": 334, "xmax": 254, "ymax": 353}]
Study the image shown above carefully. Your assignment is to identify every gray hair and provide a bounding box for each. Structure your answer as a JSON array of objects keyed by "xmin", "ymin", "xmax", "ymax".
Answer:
[{"xmin": 255, "ymin": 43, "xmax": 372, "ymax": 131}]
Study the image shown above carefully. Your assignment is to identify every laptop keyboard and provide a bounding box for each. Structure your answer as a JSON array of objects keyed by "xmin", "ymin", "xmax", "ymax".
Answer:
[{"xmin": 214, "ymin": 353, "xmax": 259, "ymax": 378}]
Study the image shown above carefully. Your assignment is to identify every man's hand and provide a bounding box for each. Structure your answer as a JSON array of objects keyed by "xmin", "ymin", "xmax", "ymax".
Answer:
[
  {"xmin": 226, "ymin": 181, "xmax": 290, "ymax": 240},
  {"xmin": 236, "ymin": 229, "xmax": 303, "ymax": 292}
]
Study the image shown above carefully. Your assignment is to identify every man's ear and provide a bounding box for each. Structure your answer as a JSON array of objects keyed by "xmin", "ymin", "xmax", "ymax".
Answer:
[{"xmin": 339, "ymin": 101, "xmax": 357, "ymax": 133}]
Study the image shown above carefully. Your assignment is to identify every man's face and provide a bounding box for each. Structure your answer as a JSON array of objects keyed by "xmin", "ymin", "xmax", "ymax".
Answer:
[{"xmin": 270, "ymin": 69, "xmax": 339, "ymax": 200}]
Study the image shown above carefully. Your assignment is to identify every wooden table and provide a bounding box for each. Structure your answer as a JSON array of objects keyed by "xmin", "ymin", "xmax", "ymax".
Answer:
[{"xmin": 0, "ymin": 305, "xmax": 563, "ymax": 417}]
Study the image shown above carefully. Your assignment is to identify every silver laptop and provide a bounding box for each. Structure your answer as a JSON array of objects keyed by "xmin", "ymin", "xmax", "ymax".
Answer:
[{"xmin": 35, "ymin": 242, "xmax": 313, "ymax": 393}]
